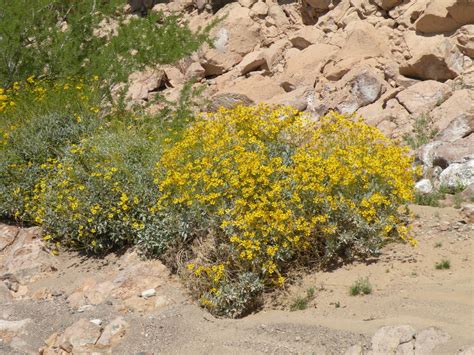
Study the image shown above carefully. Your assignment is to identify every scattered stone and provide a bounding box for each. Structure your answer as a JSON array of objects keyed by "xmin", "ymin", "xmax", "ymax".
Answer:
[
  {"xmin": 141, "ymin": 288, "xmax": 157, "ymax": 299},
  {"xmin": 76, "ymin": 305, "xmax": 95, "ymax": 313}
]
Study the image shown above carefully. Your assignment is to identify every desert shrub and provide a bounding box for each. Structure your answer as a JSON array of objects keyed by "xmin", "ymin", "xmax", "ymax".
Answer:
[
  {"xmin": 349, "ymin": 277, "xmax": 372, "ymax": 296},
  {"xmin": 22, "ymin": 127, "xmax": 165, "ymax": 253},
  {"xmin": 155, "ymin": 105, "xmax": 418, "ymax": 317}
]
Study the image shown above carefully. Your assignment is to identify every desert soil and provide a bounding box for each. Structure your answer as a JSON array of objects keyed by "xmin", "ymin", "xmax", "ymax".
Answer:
[{"xmin": 0, "ymin": 205, "xmax": 473, "ymax": 354}]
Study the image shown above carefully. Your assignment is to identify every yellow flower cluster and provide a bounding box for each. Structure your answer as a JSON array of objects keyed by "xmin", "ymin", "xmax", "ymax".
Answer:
[{"xmin": 157, "ymin": 105, "xmax": 418, "ymax": 301}]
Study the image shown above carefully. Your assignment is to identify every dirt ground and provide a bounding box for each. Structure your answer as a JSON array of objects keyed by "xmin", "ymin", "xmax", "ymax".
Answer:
[{"xmin": 0, "ymin": 205, "xmax": 473, "ymax": 354}]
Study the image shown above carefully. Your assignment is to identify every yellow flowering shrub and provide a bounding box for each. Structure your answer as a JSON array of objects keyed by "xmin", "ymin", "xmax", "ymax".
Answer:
[
  {"xmin": 156, "ymin": 104, "xmax": 417, "ymax": 317},
  {"xmin": 0, "ymin": 77, "xmax": 103, "ymax": 220}
]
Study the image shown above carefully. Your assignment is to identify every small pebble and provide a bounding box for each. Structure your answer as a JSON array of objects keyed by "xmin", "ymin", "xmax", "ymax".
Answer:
[{"xmin": 141, "ymin": 288, "xmax": 156, "ymax": 299}]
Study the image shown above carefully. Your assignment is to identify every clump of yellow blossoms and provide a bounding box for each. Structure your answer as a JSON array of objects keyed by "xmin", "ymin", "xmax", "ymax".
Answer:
[{"xmin": 157, "ymin": 104, "xmax": 417, "ymax": 317}]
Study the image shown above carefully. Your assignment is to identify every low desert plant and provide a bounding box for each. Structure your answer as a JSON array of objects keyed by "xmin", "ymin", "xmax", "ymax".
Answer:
[
  {"xmin": 290, "ymin": 287, "xmax": 315, "ymax": 311},
  {"xmin": 350, "ymin": 277, "xmax": 372, "ymax": 296},
  {"xmin": 403, "ymin": 115, "xmax": 438, "ymax": 150},
  {"xmin": 435, "ymin": 259, "xmax": 450, "ymax": 270},
  {"xmin": 414, "ymin": 191, "xmax": 445, "ymax": 207}
]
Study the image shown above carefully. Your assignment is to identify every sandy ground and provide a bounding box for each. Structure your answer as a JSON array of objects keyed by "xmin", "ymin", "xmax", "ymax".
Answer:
[{"xmin": 0, "ymin": 205, "xmax": 473, "ymax": 354}]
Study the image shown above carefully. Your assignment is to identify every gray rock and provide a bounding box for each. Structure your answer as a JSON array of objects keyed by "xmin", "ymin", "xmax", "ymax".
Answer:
[
  {"xmin": 415, "ymin": 179, "xmax": 434, "ymax": 194},
  {"xmin": 414, "ymin": 327, "xmax": 450, "ymax": 354},
  {"xmin": 439, "ymin": 160, "xmax": 474, "ymax": 190},
  {"xmin": 141, "ymin": 288, "xmax": 156, "ymax": 299},
  {"xmin": 371, "ymin": 325, "xmax": 416, "ymax": 354}
]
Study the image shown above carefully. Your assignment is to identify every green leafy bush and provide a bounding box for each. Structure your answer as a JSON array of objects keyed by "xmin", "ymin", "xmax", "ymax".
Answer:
[{"xmin": 0, "ymin": 0, "xmax": 213, "ymax": 86}]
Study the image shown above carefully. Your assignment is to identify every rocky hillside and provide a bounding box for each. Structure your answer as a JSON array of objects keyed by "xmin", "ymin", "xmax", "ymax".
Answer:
[
  {"xmin": 0, "ymin": 0, "xmax": 473, "ymax": 353},
  {"xmin": 126, "ymin": 0, "xmax": 473, "ymax": 195}
]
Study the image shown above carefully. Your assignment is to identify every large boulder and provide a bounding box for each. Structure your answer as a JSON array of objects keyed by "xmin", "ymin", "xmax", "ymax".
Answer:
[
  {"xmin": 283, "ymin": 43, "xmax": 339, "ymax": 86},
  {"xmin": 400, "ymin": 32, "xmax": 464, "ymax": 81},
  {"xmin": 439, "ymin": 159, "xmax": 474, "ymax": 189},
  {"xmin": 396, "ymin": 80, "xmax": 452, "ymax": 115},
  {"xmin": 418, "ymin": 135, "xmax": 474, "ymax": 169},
  {"xmin": 371, "ymin": 325, "xmax": 416, "ymax": 354},
  {"xmin": 415, "ymin": 0, "xmax": 474, "ymax": 34},
  {"xmin": 201, "ymin": 5, "xmax": 261, "ymax": 76},
  {"xmin": 431, "ymin": 89, "xmax": 474, "ymax": 140}
]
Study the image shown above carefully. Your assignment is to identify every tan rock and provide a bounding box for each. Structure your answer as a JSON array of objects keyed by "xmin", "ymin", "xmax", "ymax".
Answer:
[
  {"xmin": 289, "ymin": 27, "xmax": 324, "ymax": 50},
  {"xmin": 456, "ymin": 25, "xmax": 474, "ymax": 59},
  {"xmin": 185, "ymin": 62, "xmax": 206, "ymax": 80},
  {"xmin": 218, "ymin": 74, "xmax": 286, "ymax": 102},
  {"xmin": 400, "ymin": 32, "xmax": 464, "ymax": 81},
  {"xmin": 250, "ymin": 1, "xmax": 268, "ymax": 17},
  {"xmin": 263, "ymin": 39, "xmax": 291, "ymax": 70},
  {"xmin": 266, "ymin": 86, "xmax": 314, "ymax": 111},
  {"xmin": 2, "ymin": 226, "xmax": 58, "ymax": 283},
  {"xmin": 93, "ymin": 17, "xmax": 119, "ymax": 39},
  {"xmin": 431, "ymin": 89, "xmax": 474, "ymax": 137},
  {"xmin": 416, "ymin": 0, "xmax": 474, "ymax": 34},
  {"xmin": 268, "ymin": 5, "xmax": 290, "ymax": 28},
  {"xmin": 461, "ymin": 204, "xmax": 474, "ymax": 224},
  {"xmin": 238, "ymin": 0, "xmax": 257, "ymax": 8},
  {"xmin": 336, "ymin": 21, "xmax": 389, "ymax": 61},
  {"xmin": 213, "ymin": 5, "xmax": 261, "ymax": 56},
  {"xmin": 238, "ymin": 50, "xmax": 268, "ymax": 75},
  {"xmin": 60, "ymin": 319, "xmax": 102, "ymax": 353},
  {"xmin": 389, "ymin": 0, "xmax": 431, "ymax": 29},
  {"xmin": 373, "ymin": 0, "xmax": 403, "ymax": 11},
  {"xmin": 396, "ymin": 80, "xmax": 452, "ymax": 115},
  {"xmin": 95, "ymin": 317, "xmax": 129, "ymax": 349},
  {"xmin": 126, "ymin": 69, "xmax": 170, "ymax": 102},
  {"xmin": 284, "ymin": 43, "xmax": 339, "ymax": 85},
  {"xmin": 201, "ymin": 47, "xmax": 242, "ymax": 76},
  {"xmin": 201, "ymin": 5, "xmax": 260, "ymax": 76},
  {"xmin": 324, "ymin": 66, "xmax": 386, "ymax": 115},
  {"xmin": 0, "ymin": 224, "xmax": 18, "ymax": 252}
]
